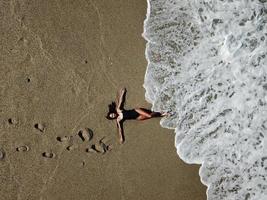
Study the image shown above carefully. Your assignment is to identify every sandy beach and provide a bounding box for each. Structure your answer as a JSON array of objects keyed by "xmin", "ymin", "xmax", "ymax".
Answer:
[{"xmin": 0, "ymin": 0, "xmax": 206, "ymax": 199}]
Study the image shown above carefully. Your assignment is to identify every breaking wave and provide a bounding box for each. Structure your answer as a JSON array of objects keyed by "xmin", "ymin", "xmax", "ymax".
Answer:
[{"xmin": 143, "ymin": 0, "xmax": 267, "ymax": 199}]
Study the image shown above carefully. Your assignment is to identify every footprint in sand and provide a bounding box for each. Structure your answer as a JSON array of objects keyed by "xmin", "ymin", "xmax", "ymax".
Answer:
[
  {"xmin": 85, "ymin": 138, "xmax": 112, "ymax": 154},
  {"xmin": 17, "ymin": 36, "xmax": 28, "ymax": 46},
  {"xmin": 8, "ymin": 118, "xmax": 18, "ymax": 125},
  {"xmin": 56, "ymin": 136, "xmax": 71, "ymax": 142},
  {"xmin": 16, "ymin": 145, "xmax": 30, "ymax": 152},
  {"xmin": 42, "ymin": 152, "xmax": 55, "ymax": 158},
  {"xmin": 98, "ymin": 137, "xmax": 112, "ymax": 154},
  {"xmin": 78, "ymin": 128, "xmax": 93, "ymax": 142},
  {"xmin": 85, "ymin": 144, "xmax": 101, "ymax": 153},
  {"xmin": 81, "ymin": 161, "xmax": 86, "ymax": 167},
  {"xmin": 66, "ymin": 145, "xmax": 77, "ymax": 151},
  {"xmin": 99, "ymin": 141, "xmax": 112, "ymax": 154},
  {"xmin": 0, "ymin": 149, "xmax": 5, "ymax": 160},
  {"xmin": 34, "ymin": 123, "xmax": 45, "ymax": 133}
]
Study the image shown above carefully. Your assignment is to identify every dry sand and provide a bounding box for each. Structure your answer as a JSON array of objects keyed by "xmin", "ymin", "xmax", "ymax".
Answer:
[{"xmin": 0, "ymin": 0, "xmax": 206, "ymax": 199}]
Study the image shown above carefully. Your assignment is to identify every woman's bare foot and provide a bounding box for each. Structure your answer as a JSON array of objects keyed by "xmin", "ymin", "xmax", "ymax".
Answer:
[{"xmin": 161, "ymin": 112, "xmax": 169, "ymax": 117}]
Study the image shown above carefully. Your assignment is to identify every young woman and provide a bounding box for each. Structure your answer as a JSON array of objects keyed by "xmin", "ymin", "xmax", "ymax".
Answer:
[{"xmin": 106, "ymin": 88, "xmax": 167, "ymax": 144}]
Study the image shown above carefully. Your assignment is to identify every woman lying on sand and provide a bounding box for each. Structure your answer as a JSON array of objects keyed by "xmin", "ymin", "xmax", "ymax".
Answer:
[{"xmin": 106, "ymin": 88, "xmax": 167, "ymax": 143}]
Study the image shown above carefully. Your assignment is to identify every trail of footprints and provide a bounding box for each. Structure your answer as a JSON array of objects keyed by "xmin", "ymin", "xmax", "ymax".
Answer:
[
  {"xmin": 57, "ymin": 128, "xmax": 112, "ymax": 155},
  {"xmin": 1, "ymin": 118, "xmax": 112, "ymax": 162}
]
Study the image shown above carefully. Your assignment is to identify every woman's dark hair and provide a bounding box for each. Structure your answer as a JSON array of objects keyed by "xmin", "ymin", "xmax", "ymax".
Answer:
[{"xmin": 106, "ymin": 101, "xmax": 117, "ymax": 120}]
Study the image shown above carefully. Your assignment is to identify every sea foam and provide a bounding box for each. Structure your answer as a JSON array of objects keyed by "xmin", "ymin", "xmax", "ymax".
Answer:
[{"xmin": 143, "ymin": 0, "xmax": 267, "ymax": 199}]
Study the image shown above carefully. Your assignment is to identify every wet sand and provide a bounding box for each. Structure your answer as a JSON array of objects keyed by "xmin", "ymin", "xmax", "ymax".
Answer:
[{"xmin": 0, "ymin": 0, "xmax": 206, "ymax": 199}]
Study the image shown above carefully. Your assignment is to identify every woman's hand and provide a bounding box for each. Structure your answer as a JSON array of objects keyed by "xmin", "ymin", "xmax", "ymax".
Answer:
[{"xmin": 116, "ymin": 87, "xmax": 127, "ymax": 111}]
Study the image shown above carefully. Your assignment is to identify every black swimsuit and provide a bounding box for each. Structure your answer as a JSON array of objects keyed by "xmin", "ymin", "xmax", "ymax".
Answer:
[{"xmin": 122, "ymin": 109, "xmax": 140, "ymax": 120}]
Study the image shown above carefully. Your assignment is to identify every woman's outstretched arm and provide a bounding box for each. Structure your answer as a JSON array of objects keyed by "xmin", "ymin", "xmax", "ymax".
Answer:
[
  {"xmin": 116, "ymin": 118, "xmax": 125, "ymax": 144},
  {"xmin": 116, "ymin": 88, "xmax": 127, "ymax": 111}
]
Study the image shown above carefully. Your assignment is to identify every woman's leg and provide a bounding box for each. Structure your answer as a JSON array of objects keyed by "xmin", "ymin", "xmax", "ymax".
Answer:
[
  {"xmin": 150, "ymin": 112, "xmax": 162, "ymax": 117},
  {"xmin": 135, "ymin": 108, "xmax": 165, "ymax": 120},
  {"xmin": 139, "ymin": 108, "xmax": 165, "ymax": 118},
  {"xmin": 135, "ymin": 108, "xmax": 151, "ymax": 118}
]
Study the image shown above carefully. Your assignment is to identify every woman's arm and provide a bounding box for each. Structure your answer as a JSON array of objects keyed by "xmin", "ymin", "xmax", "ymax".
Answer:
[
  {"xmin": 116, "ymin": 88, "xmax": 127, "ymax": 111},
  {"xmin": 116, "ymin": 118, "xmax": 125, "ymax": 144}
]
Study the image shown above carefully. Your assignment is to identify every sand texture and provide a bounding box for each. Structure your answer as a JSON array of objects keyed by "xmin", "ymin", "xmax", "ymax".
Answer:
[{"xmin": 0, "ymin": 0, "xmax": 206, "ymax": 199}]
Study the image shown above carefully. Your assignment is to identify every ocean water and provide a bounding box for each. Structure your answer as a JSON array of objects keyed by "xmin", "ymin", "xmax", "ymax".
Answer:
[{"xmin": 143, "ymin": 0, "xmax": 267, "ymax": 199}]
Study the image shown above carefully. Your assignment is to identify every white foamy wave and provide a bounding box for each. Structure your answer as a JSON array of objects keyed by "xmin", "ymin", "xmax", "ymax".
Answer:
[{"xmin": 143, "ymin": 0, "xmax": 267, "ymax": 199}]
